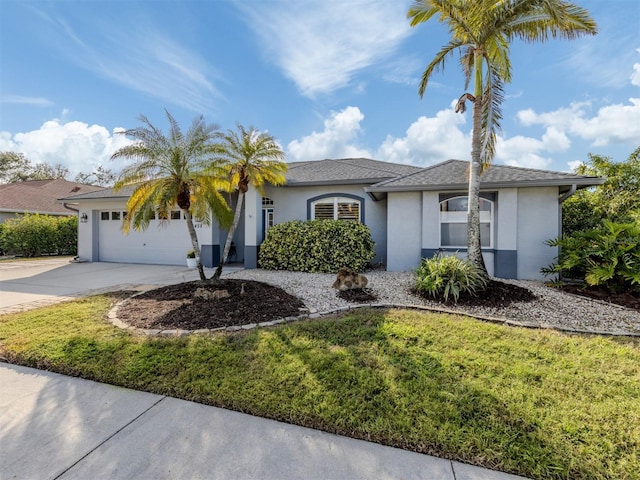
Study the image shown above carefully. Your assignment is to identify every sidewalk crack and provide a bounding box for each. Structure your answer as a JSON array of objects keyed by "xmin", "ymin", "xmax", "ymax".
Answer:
[{"xmin": 53, "ymin": 396, "xmax": 166, "ymax": 479}]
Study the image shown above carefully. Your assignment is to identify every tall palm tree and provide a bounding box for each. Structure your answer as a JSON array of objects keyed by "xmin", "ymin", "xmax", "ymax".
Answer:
[
  {"xmin": 408, "ymin": 0, "xmax": 596, "ymax": 275},
  {"xmin": 211, "ymin": 124, "xmax": 287, "ymax": 282},
  {"xmin": 111, "ymin": 110, "xmax": 232, "ymax": 281}
]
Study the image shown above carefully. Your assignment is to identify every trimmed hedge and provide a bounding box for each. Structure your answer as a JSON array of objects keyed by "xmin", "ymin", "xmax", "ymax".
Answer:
[
  {"xmin": 259, "ymin": 220, "xmax": 375, "ymax": 273},
  {"xmin": 0, "ymin": 213, "xmax": 78, "ymax": 257}
]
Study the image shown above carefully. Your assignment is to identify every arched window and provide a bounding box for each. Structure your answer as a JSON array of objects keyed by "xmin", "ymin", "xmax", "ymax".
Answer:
[
  {"xmin": 439, "ymin": 196, "xmax": 493, "ymax": 248},
  {"xmin": 310, "ymin": 195, "xmax": 362, "ymax": 222}
]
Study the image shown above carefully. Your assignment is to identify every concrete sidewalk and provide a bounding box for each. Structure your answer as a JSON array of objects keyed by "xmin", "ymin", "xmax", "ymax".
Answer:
[{"xmin": 0, "ymin": 363, "xmax": 527, "ymax": 480}]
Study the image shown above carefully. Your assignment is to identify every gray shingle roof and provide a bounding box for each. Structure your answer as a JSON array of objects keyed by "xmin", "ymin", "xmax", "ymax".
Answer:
[
  {"xmin": 366, "ymin": 159, "xmax": 605, "ymax": 193},
  {"xmin": 284, "ymin": 158, "xmax": 423, "ymax": 185}
]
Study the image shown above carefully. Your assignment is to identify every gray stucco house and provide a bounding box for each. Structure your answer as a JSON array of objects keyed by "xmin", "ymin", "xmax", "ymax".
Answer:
[{"xmin": 61, "ymin": 158, "xmax": 603, "ymax": 280}]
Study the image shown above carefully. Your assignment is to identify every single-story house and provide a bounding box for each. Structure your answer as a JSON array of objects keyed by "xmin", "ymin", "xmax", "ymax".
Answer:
[
  {"xmin": 0, "ymin": 178, "xmax": 105, "ymax": 223},
  {"xmin": 61, "ymin": 158, "xmax": 604, "ymax": 280}
]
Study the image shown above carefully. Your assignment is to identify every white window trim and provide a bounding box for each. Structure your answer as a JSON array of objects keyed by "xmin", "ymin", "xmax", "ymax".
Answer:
[
  {"xmin": 311, "ymin": 197, "xmax": 361, "ymax": 221},
  {"xmin": 439, "ymin": 196, "xmax": 494, "ymax": 249}
]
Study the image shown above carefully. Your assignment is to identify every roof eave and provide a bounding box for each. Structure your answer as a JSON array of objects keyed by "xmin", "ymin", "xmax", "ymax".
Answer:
[{"xmin": 365, "ymin": 177, "xmax": 606, "ymax": 193}]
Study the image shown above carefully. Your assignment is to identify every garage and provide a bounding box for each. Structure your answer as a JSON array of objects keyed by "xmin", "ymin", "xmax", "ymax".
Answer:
[{"xmin": 96, "ymin": 209, "xmax": 196, "ymax": 266}]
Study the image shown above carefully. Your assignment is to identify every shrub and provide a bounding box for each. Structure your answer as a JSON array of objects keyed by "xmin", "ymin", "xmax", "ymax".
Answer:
[
  {"xmin": 0, "ymin": 213, "xmax": 77, "ymax": 257},
  {"xmin": 55, "ymin": 216, "xmax": 78, "ymax": 255},
  {"xmin": 258, "ymin": 220, "xmax": 375, "ymax": 273},
  {"xmin": 542, "ymin": 220, "xmax": 640, "ymax": 293},
  {"xmin": 414, "ymin": 254, "xmax": 487, "ymax": 303}
]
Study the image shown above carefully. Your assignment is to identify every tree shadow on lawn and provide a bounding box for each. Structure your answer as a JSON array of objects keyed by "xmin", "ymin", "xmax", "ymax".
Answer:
[{"xmin": 210, "ymin": 309, "xmax": 579, "ymax": 479}]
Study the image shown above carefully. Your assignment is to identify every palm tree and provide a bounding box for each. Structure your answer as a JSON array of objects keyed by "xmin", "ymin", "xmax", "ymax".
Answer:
[
  {"xmin": 211, "ymin": 124, "xmax": 287, "ymax": 282},
  {"xmin": 408, "ymin": 0, "xmax": 596, "ymax": 275},
  {"xmin": 111, "ymin": 110, "xmax": 233, "ymax": 281}
]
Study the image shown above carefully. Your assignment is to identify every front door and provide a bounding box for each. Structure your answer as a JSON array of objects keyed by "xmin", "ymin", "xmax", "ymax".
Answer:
[{"xmin": 262, "ymin": 207, "xmax": 274, "ymax": 242}]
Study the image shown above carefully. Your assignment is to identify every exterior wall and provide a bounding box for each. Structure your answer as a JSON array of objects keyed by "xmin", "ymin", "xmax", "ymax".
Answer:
[
  {"xmin": 517, "ymin": 187, "xmax": 559, "ymax": 280},
  {"xmin": 76, "ymin": 199, "xmax": 222, "ymax": 267},
  {"xmin": 386, "ymin": 192, "xmax": 422, "ymax": 271},
  {"xmin": 263, "ymin": 184, "xmax": 388, "ymax": 264},
  {"xmin": 392, "ymin": 187, "xmax": 558, "ymax": 280}
]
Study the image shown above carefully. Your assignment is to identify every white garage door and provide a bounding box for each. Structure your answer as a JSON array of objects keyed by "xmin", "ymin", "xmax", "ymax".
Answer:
[{"xmin": 97, "ymin": 210, "xmax": 195, "ymax": 266}]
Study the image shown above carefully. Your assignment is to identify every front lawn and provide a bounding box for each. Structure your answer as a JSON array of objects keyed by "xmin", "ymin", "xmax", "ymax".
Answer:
[{"xmin": 1, "ymin": 294, "xmax": 638, "ymax": 479}]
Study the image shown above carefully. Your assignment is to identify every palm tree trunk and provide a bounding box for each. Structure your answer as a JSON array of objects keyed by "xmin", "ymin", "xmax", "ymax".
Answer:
[
  {"xmin": 211, "ymin": 191, "xmax": 244, "ymax": 282},
  {"xmin": 468, "ymin": 97, "xmax": 488, "ymax": 276},
  {"xmin": 183, "ymin": 209, "xmax": 206, "ymax": 281}
]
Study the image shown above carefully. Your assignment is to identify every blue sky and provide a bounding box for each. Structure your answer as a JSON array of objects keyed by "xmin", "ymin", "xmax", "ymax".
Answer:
[{"xmin": 1, "ymin": 0, "xmax": 639, "ymax": 179}]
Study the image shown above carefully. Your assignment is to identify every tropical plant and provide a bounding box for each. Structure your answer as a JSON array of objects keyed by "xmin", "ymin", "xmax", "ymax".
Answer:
[
  {"xmin": 111, "ymin": 110, "xmax": 233, "ymax": 281},
  {"xmin": 564, "ymin": 147, "xmax": 640, "ymax": 234},
  {"xmin": 259, "ymin": 220, "xmax": 375, "ymax": 273},
  {"xmin": 408, "ymin": 0, "xmax": 597, "ymax": 275},
  {"xmin": 542, "ymin": 221, "xmax": 640, "ymax": 293},
  {"xmin": 414, "ymin": 254, "xmax": 488, "ymax": 302},
  {"xmin": 211, "ymin": 124, "xmax": 287, "ymax": 282}
]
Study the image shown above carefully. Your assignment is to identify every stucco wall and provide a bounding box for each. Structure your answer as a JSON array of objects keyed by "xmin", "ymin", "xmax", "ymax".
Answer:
[
  {"xmin": 388, "ymin": 187, "xmax": 558, "ymax": 279},
  {"xmin": 386, "ymin": 191, "xmax": 422, "ymax": 271},
  {"xmin": 75, "ymin": 199, "xmax": 220, "ymax": 266},
  {"xmin": 263, "ymin": 185, "xmax": 388, "ymax": 264},
  {"xmin": 517, "ymin": 187, "xmax": 559, "ymax": 280}
]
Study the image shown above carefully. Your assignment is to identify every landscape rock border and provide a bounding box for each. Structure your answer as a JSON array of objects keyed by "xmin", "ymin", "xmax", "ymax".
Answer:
[{"xmin": 107, "ymin": 288, "xmax": 640, "ymax": 338}]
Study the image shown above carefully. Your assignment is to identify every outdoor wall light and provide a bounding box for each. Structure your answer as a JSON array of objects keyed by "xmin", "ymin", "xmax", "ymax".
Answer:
[{"xmin": 80, "ymin": 213, "xmax": 88, "ymax": 223}]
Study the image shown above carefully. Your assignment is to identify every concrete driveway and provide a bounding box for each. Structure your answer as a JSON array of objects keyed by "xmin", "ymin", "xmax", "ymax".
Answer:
[{"xmin": 0, "ymin": 258, "xmax": 237, "ymax": 313}]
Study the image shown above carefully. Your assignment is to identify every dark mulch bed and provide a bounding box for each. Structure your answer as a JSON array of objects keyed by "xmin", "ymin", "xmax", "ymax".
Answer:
[
  {"xmin": 412, "ymin": 280, "xmax": 537, "ymax": 308},
  {"xmin": 115, "ymin": 278, "xmax": 637, "ymax": 332},
  {"xmin": 117, "ymin": 280, "xmax": 306, "ymax": 330},
  {"xmin": 336, "ymin": 288, "xmax": 379, "ymax": 303},
  {"xmin": 558, "ymin": 284, "xmax": 640, "ymax": 311}
]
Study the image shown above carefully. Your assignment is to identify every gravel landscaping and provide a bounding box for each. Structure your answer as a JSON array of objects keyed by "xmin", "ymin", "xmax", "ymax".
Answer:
[{"xmin": 225, "ymin": 269, "xmax": 640, "ymax": 336}]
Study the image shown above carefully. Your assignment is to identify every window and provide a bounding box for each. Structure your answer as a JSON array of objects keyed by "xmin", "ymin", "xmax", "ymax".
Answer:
[
  {"xmin": 101, "ymin": 211, "xmax": 109, "ymax": 221},
  {"xmin": 111, "ymin": 211, "xmax": 121, "ymax": 221},
  {"xmin": 440, "ymin": 196, "xmax": 493, "ymax": 248},
  {"xmin": 171, "ymin": 211, "xmax": 181, "ymax": 220},
  {"xmin": 311, "ymin": 197, "xmax": 361, "ymax": 221}
]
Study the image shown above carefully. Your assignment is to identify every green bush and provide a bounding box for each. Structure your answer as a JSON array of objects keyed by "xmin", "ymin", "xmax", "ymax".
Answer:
[
  {"xmin": 414, "ymin": 254, "xmax": 487, "ymax": 303},
  {"xmin": 258, "ymin": 220, "xmax": 375, "ymax": 273},
  {"xmin": 55, "ymin": 216, "xmax": 78, "ymax": 255},
  {"xmin": 0, "ymin": 213, "xmax": 78, "ymax": 257},
  {"xmin": 542, "ymin": 220, "xmax": 640, "ymax": 293}
]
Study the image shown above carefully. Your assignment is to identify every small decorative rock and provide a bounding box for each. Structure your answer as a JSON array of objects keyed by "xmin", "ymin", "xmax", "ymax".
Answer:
[
  {"xmin": 194, "ymin": 288, "xmax": 231, "ymax": 300},
  {"xmin": 332, "ymin": 267, "xmax": 368, "ymax": 291}
]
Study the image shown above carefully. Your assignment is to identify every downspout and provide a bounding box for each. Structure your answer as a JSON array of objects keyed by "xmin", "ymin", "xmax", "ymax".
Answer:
[
  {"xmin": 63, "ymin": 202, "xmax": 79, "ymax": 213},
  {"xmin": 559, "ymin": 184, "xmax": 577, "ymax": 203}
]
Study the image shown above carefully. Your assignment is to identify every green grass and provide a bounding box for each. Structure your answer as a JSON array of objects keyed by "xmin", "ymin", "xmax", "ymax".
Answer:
[{"xmin": 1, "ymin": 295, "xmax": 639, "ymax": 479}]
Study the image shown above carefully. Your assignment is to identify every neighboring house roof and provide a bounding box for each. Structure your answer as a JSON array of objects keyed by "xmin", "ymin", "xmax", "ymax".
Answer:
[
  {"xmin": 285, "ymin": 158, "xmax": 423, "ymax": 186},
  {"xmin": 0, "ymin": 178, "xmax": 105, "ymax": 216},
  {"xmin": 366, "ymin": 159, "xmax": 605, "ymax": 194}
]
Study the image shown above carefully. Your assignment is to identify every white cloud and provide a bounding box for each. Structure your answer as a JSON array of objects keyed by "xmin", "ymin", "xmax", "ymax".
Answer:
[
  {"xmin": 376, "ymin": 105, "xmax": 470, "ymax": 166},
  {"xmin": 239, "ymin": 0, "xmax": 411, "ymax": 97},
  {"xmin": 33, "ymin": 7, "xmax": 222, "ymax": 113},
  {"xmin": 287, "ymin": 107, "xmax": 371, "ymax": 160},
  {"xmin": 567, "ymin": 160, "xmax": 583, "ymax": 172},
  {"xmin": 516, "ymin": 98, "xmax": 640, "ymax": 147},
  {"xmin": 632, "ymin": 49, "xmax": 640, "ymax": 86},
  {"xmin": 632, "ymin": 63, "xmax": 640, "ymax": 86},
  {"xmin": 0, "ymin": 120, "xmax": 132, "ymax": 177},
  {"xmin": 1, "ymin": 95, "xmax": 54, "ymax": 107}
]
